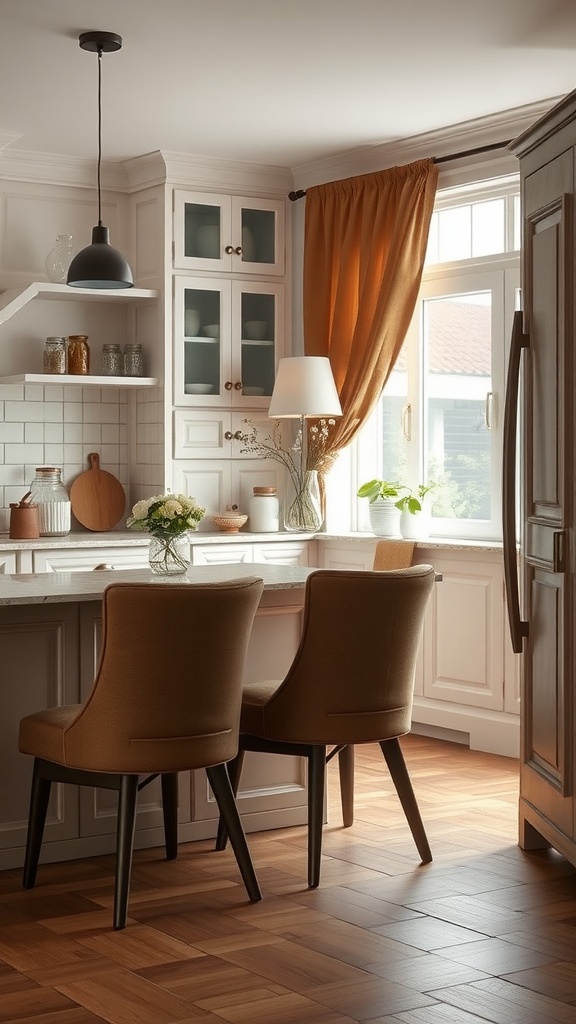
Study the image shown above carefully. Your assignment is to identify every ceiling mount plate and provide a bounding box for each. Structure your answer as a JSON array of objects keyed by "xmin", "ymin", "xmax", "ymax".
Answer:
[{"xmin": 78, "ymin": 31, "xmax": 122, "ymax": 54}]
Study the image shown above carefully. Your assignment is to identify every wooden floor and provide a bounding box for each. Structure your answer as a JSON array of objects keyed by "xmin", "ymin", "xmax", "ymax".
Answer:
[{"xmin": 2, "ymin": 735, "xmax": 576, "ymax": 1024}]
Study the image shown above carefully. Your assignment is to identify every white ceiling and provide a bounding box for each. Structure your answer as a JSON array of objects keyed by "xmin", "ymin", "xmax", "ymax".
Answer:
[{"xmin": 2, "ymin": 0, "xmax": 576, "ymax": 172}]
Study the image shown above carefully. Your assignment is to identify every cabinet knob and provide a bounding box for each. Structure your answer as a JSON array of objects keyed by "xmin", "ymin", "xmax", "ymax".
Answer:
[
  {"xmin": 224, "ymin": 245, "xmax": 234, "ymax": 254},
  {"xmin": 234, "ymin": 246, "xmax": 243, "ymax": 256},
  {"xmin": 225, "ymin": 381, "xmax": 233, "ymax": 391},
  {"xmin": 224, "ymin": 431, "xmax": 233, "ymax": 440},
  {"xmin": 234, "ymin": 381, "xmax": 243, "ymax": 390},
  {"xmin": 234, "ymin": 431, "xmax": 243, "ymax": 440}
]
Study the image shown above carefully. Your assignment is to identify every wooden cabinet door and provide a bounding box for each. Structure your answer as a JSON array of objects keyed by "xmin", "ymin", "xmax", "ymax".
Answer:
[{"xmin": 520, "ymin": 149, "xmax": 574, "ymax": 846}]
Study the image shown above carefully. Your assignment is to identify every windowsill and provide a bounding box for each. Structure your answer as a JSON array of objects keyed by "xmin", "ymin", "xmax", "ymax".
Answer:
[{"xmin": 318, "ymin": 532, "xmax": 504, "ymax": 552}]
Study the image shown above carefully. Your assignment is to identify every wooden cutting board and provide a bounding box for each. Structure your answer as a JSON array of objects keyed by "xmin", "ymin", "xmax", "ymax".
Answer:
[{"xmin": 70, "ymin": 453, "xmax": 126, "ymax": 532}]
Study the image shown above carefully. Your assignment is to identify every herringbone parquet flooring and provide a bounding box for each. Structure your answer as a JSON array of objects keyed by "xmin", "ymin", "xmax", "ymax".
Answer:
[{"xmin": 2, "ymin": 736, "xmax": 576, "ymax": 1023}]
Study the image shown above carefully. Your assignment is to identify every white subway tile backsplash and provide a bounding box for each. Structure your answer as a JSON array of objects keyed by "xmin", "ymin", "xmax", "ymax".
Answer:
[
  {"xmin": 8, "ymin": 443, "xmax": 44, "ymax": 464},
  {"xmin": 42, "ymin": 402, "xmax": 64, "ymax": 423},
  {"xmin": 0, "ymin": 384, "xmax": 164, "ymax": 509},
  {"xmin": 64, "ymin": 402, "xmax": 83, "ymax": 423},
  {"xmin": 24, "ymin": 423, "xmax": 44, "ymax": 443},
  {"xmin": 0, "ymin": 422, "xmax": 24, "ymax": 442},
  {"xmin": 82, "ymin": 424, "xmax": 102, "ymax": 444}
]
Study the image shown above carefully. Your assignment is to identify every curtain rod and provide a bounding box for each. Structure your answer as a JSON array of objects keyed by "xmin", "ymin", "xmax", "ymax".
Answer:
[{"xmin": 287, "ymin": 139, "xmax": 515, "ymax": 201}]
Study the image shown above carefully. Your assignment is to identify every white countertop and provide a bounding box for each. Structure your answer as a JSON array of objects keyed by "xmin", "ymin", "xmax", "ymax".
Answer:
[{"xmin": 0, "ymin": 563, "xmax": 313, "ymax": 606}]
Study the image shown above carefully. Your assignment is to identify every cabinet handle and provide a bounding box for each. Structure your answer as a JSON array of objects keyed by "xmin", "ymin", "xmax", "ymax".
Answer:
[
  {"xmin": 401, "ymin": 403, "xmax": 411, "ymax": 441},
  {"xmin": 224, "ymin": 245, "xmax": 234, "ymax": 254},
  {"xmin": 234, "ymin": 381, "xmax": 243, "ymax": 390},
  {"xmin": 234, "ymin": 246, "xmax": 243, "ymax": 255},
  {"xmin": 234, "ymin": 431, "xmax": 243, "ymax": 440},
  {"xmin": 224, "ymin": 431, "xmax": 233, "ymax": 441},
  {"xmin": 502, "ymin": 309, "xmax": 529, "ymax": 653},
  {"xmin": 485, "ymin": 391, "xmax": 494, "ymax": 430},
  {"xmin": 225, "ymin": 381, "xmax": 233, "ymax": 391},
  {"xmin": 553, "ymin": 531, "xmax": 566, "ymax": 573}
]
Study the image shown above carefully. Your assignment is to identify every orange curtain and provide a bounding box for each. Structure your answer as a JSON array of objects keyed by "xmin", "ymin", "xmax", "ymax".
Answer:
[{"xmin": 303, "ymin": 158, "xmax": 438, "ymax": 472}]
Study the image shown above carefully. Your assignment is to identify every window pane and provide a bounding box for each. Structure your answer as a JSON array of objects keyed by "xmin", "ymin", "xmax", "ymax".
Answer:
[
  {"xmin": 437, "ymin": 207, "xmax": 471, "ymax": 262},
  {"xmin": 472, "ymin": 199, "xmax": 504, "ymax": 257},
  {"xmin": 381, "ymin": 343, "xmax": 408, "ymax": 482},
  {"xmin": 424, "ymin": 292, "xmax": 492, "ymax": 521}
]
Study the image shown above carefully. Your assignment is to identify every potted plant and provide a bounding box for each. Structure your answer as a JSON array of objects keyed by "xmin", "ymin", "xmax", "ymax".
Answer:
[
  {"xmin": 395, "ymin": 483, "xmax": 436, "ymax": 539},
  {"xmin": 357, "ymin": 479, "xmax": 403, "ymax": 537}
]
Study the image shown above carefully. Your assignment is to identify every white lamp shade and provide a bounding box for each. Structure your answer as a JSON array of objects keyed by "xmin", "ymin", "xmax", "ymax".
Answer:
[{"xmin": 268, "ymin": 357, "xmax": 342, "ymax": 418}]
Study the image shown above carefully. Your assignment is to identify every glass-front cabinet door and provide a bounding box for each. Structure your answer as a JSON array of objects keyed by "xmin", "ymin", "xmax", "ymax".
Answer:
[
  {"xmin": 173, "ymin": 191, "xmax": 285, "ymax": 275},
  {"xmin": 174, "ymin": 277, "xmax": 283, "ymax": 407}
]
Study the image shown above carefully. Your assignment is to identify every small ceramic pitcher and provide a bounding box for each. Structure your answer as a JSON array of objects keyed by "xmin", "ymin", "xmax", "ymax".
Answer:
[{"xmin": 9, "ymin": 492, "xmax": 40, "ymax": 539}]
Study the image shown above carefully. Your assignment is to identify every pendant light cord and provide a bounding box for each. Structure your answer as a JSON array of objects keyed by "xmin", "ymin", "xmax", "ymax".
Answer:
[{"xmin": 97, "ymin": 45, "xmax": 103, "ymax": 227}]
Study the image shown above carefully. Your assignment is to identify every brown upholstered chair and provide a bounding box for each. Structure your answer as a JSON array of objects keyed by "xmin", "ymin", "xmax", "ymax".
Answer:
[
  {"xmin": 217, "ymin": 565, "xmax": 435, "ymax": 888},
  {"xmin": 18, "ymin": 577, "xmax": 264, "ymax": 929},
  {"xmin": 331, "ymin": 537, "xmax": 419, "ymax": 826}
]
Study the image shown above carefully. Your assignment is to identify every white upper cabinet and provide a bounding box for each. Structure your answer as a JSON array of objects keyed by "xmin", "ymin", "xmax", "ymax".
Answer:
[
  {"xmin": 173, "ymin": 191, "xmax": 285, "ymax": 275},
  {"xmin": 174, "ymin": 275, "xmax": 283, "ymax": 407}
]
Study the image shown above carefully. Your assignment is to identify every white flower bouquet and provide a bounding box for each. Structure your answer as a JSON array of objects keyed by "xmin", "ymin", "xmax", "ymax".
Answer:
[{"xmin": 126, "ymin": 492, "xmax": 205, "ymax": 536}]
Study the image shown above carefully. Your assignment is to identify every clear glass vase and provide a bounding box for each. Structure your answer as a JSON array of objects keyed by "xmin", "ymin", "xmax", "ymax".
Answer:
[
  {"xmin": 45, "ymin": 235, "xmax": 75, "ymax": 283},
  {"xmin": 284, "ymin": 470, "xmax": 323, "ymax": 532},
  {"xmin": 148, "ymin": 532, "xmax": 190, "ymax": 575}
]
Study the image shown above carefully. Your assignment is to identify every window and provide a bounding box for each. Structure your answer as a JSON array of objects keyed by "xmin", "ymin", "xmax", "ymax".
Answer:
[{"xmin": 343, "ymin": 175, "xmax": 520, "ymax": 541}]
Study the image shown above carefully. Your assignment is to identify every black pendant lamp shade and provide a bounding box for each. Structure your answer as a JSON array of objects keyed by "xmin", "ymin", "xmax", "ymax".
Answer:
[{"xmin": 67, "ymin": 32, "xmax": 133, "ymax": 289}]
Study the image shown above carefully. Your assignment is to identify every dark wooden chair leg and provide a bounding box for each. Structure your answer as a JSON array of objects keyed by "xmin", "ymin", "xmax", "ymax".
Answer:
[
  {"xmin": 207, "ymin": 763, "xmax": 261, "ymax": 902},
  {"xmin": 22, "ymin": 759, "xmax": 52, "ymax": 889},
  {"xmin": 308, "ymin": 745, "xmax": 327, "ymax": 888},
  {"xmin": 215, "ymin": 751, "xmax": 244, "ymax": 851},
  {"xmin": 161, "ymin": 772, "xmax": 179, "ymax": 860},
  {"xmin": 114, "ymin": 775, "xmax": 139, "ymax": 930},
  {"xmin": 337, "ymin": 744, "xmax": 355, "ymax": 827},
  {"xmin": 380, "ymin": 737, "xmax": 432, "ymax": 863}
]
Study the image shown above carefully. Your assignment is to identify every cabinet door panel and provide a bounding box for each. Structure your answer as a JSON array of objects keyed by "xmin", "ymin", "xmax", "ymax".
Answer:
[
  {"xmin": 0, "ymin": 551, "xmax": 17, "ymax": 573},
  {"xmin": 521, "ymin": 151, "xmax": 573, "ymax": 842},
  {"xmin": 422, "ymin": 556, "xmax": 504, "ymax": 711},
  {"xmin": 33, "ymin": 547, "xmax": 148, "ymax": 573},
  {"xmin": 173, "ymin": 461, "xmax": 231, "ymax": 523},
  {"xmin": 0, "ymin": 604, "xmax": 80, "ymax": 860}
]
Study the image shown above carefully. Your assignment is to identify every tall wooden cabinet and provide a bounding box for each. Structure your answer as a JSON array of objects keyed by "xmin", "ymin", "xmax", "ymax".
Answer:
[{"xmin": 507, "ymin": 90, "xmax": 576, "ymax": 865}]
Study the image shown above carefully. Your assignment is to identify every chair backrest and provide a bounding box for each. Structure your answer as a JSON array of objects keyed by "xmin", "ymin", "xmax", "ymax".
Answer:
[
  {"xmin": 373, "ymin": 539, "xmax": 415, "ymax": 570},
  {"xmin": 256, "ymin": 566, "xmax": 435, "ymax": 745},
  {"xmin": 61, "ymin": 577, "xmax": 264, "ymax": 773}
]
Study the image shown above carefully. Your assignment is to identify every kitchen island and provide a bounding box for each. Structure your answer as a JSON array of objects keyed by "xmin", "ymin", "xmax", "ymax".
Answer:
[{"xmin": 0, "ymin": 564, "xmax": 312, "ymax": 870}]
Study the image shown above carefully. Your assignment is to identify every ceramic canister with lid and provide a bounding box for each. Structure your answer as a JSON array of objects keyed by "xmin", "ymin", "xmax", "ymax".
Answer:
[
  {"xmin": 249, "ymin": 486, "xmax": 279, "ymax": 533},
  {"xmin": 29, "ymin": 467, "xmax": 71, "ymax": 536}
]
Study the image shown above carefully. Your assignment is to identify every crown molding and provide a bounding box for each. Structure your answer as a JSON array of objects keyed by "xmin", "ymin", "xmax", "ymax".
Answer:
[
  {"xmin": 123, "ymin": 150, "xmax": 293, "ymax": 196},
  {"xmin": 290, "ymin": 96, "xmax": 562, "ymax": 191},
  {"xmin": 0, "ymin": 145, "xmax": 128, "ymax": 191}
]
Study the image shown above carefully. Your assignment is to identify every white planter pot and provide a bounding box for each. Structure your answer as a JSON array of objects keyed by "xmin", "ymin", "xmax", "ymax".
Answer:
[
  {"xmin": 400, "ymin": 508, "xmax": 431, "ymax": 540},
  {"xmin": 368, "ymin": 498, "xmax": 401, "ymax": 538}
]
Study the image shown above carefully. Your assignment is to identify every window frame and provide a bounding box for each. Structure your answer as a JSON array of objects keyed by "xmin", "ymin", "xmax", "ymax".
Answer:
[{"xmin": 326, "ymin": 175, "xmax": 521, "ymax": 541}]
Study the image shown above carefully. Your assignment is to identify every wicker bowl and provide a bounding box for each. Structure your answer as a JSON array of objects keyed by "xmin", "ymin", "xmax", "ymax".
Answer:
[{"xmin": 212, "ymin": 513, "xmax": 248, "ymax": 534}]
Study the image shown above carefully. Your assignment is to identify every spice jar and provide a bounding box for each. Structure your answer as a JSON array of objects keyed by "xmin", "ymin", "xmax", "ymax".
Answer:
[
  {"xmin": 43, "ymin": 336, "xmax": 67, "ymax": 374},
  {"xmin": 29, "ymin": 467, "xmax": 71, "ymax": 536},
  {"xmin": 249, "ymin": 486, "xmax": 280, "ymax": 533},
  {"xmin": 123, "ymin": 343, "xmax": 143, "ymax": 376},
  {"xmin": 101, "ymin": 343, "xmax": 122, "ymax": 375},
  {"xmin": 67, "ymin": 335, "xmax": 90, "ymax": 374}
]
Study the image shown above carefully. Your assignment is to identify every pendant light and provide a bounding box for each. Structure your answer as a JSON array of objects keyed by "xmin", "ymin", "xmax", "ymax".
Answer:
[{"xmin": 67, "ymin": 31, "xmax": 134, "ymax": 289}]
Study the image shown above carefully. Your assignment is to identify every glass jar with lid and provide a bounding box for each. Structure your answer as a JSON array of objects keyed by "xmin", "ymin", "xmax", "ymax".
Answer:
[
  {"xmin": 29, "ymin": 467, "xmax": 71, "ymax": 536},
  {"xmin": 67, "ymin": 335, "xmax": 90, "ymax": 374},
  {"xmin": 249, "ymin": 486, "xmax": 279, "ymax": 533},
  {"xmin": 101, "ymin": 343, "xmax": 123, "ymax": 375},
  {"xmin": 43, "ymin": 337, "xmax": 67, "ymax": 374},
  {"xmin": 124, "ymin": 343, "xmax": 143, "ymax": 376}
]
